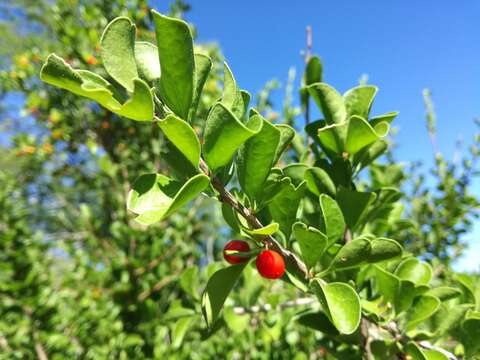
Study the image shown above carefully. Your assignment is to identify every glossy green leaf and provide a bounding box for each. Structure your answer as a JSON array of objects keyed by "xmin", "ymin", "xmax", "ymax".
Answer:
[
  {"xmin": 201, "ymin": 264, "xmax": 246, "ymax": 328},
  {"xmin": 204, "ymin": 104, "xmax": 262, "ymax": 170},
  {"xmin": 307, "ymin": 83, "xmax": 346, "ymax": 126},
  {"xmin": 405, "ymin": 342, "xmax": 427, "ymax": 360},
  {"xmin": 406, "ymin": 295, "xmax": 441, "ymax": 329},
  {"xmin": 40, "ymin": 54, "xmax": 154, "ymax": 121},
  {"xmin": 283, "ymin": 163, "xmax": 308, "ymax": 186},
  {"xmin": 257, "ymin": 170, "xmax": 292, "ymax": 207},
  {"xmin": 172, "ymin": 316, "xmax": 194, "ymax": 348},
  {"xmin": 433, "ymin": 303, "xmax": 472, "ymax": 336},
  {"xmin": 292, "ymin": 222, "xmax": 328, "ymax": 269},
  {"xmin": 243, "ymin": 222, "xmax": 279, "ymax": 236},
  {"xmin": 373, "ymin": 265, "xmax": 400, "ymax": 305},
  {"xmin": 296, "ymin": 311, "xmax": 338, "ymax": 335},
  {"xmin": 329, "ymin": 237, "xmax": 371, "ymax": 270},
  {"xmin": 188, "ymin": 53, "xmax": 212, "ymax": 121},
  {"xmin": 268, "ymin": 181, "xmax": 306, "ymax": 239},
  {"xmin": 369, "ymin": 111, "xmax": 398, "ymax": 127},
  {"xmin": 395, "ymin": 280, "xmax": 421, "ymax": 314},
  {"xmin": 368, "ymin": 238, "xmax": 402, "ymax": 262},
  {"xmin": 354, "ymin": 139, "xmax": 388, "ymax": 170},
  {"xmin": 100, "ymin": 17, "xmax": 138, "ymax": 92},
  {"xmin": 237, "ymin": 118, "xmax": 280, "ymax": 201},
  {"xmin": 317, "ymin": 122, "xmax": 342, "ymax": 153},
  {"xmin": 127, "ymin": 173, "xmax": 209, "ymax": 225},
  {"xmin": 395, "ymin": 258, "xmax": 432, "ymax": 286},
  {"xmin": 305, "ymin": 167, "xmax": 336, "ymax": 197},
  {"xmin": 157, "ymin": 114, "xmax": 200, "ymax": 167},
  {"xmin": 152, "ymin": 10, "xmax": 194, "ymax": 119},
  {"xmin": 180, "ymin": 266, "xmax": 199, "ymax": 300},
  {"xmin": 304, "ymin": 56, "xmax": 323, "ymax": 85},
  {"xmin": 221, "ymin": 62, "xmax": 237, "ymax": 110},
  {"xmin": 273, "ymin": 124, "xmax": 296, "ymax": 165},
  {"xmin": 221, "ymin": 203, "xmax": 241, "ymax": 233},
  {"xmin": 336, "ymin": 188, "xmax": 376, "ymax": 230},
  {"xmin": 345, "ymin": 115, "xmax": 389, "ymax": 155},
  {"xmin": 311, "ymin": 279, "xmax": 361, "ymax": 334},
  {"xmin": 319, "ymin": 194, "xmax": 346, "ymax": 246},
  {"xmin": 426, "ymin": 287, "xmax": 462, "ymax": 301},
  {"xmin": 421, "ymin": 350, "xmax": 449, "ymax": 360},
  {"xmin": 134, "ymin": 41, "xmax": 161, "ymax": 82},
  {"xmin": 163, "ymin": 139, "xmax": 198, "ymax": 180},
  {"xmin": 343, "ymin": 85, "xmax": 377, "ymax": 120}
]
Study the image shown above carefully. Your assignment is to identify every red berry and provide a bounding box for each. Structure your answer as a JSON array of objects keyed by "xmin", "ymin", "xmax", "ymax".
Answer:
[
  {"xmin": 223, "ymin": 240, "xmax": 251, "ymax": 264},
  {"xmin": 256, "ymin": 250, "xmax": 285, "ymax": 279}
]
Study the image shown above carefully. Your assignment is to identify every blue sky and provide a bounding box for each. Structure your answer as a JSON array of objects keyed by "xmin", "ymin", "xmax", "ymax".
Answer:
[{"xmin": 153, "ymin": 1, "xmax": 480, "ymax": 270}]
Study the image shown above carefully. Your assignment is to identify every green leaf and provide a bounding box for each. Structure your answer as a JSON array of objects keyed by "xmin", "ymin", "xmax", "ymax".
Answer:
[
  {"xmin": 395, "ymin": 280, "xmax": 421, "ymax": 314},
  {"xmin": 40, "ymin": 54, "xmax": 154, "ymax": 121},
  {"xmin": 237, "ymin": 118, "xmax": 280, "ymax": 201},
  {"xmin": 395, "ymin": 258, "xmax": 432, "ymax": 286},
  {"xmin": 305, "ymin": 167, "xmax": 336, "ymax": 197},
  {"xmin": 319, "ymin": 194, "xmax": 346, "ymax": 246},
  {"xmin": 343, "ymin": 85, "xmax": 377, "ymax": 120},
  {"xmin": 373, "ymin": 265, "xmax": 401, "ymax": 305},
  {"xmin": 163, "ymin": 140, "xmax": 198, "ymax": 180},
  {"xmin": 283, "ymin": 163, "xmax": 308, "ymax": 186},
  {"xmin": 405, "ymin": 343, "xmax": 449, "ymax": 360},
  {"xmin": 204, "ymin": 104, "xmax": 262, "ymax": 170},
  {"xmin": 317, "ymin": 122, "xmax": 342, "ymax": 153},
  {"xmin": 188, "ymin": 53, "xmax": 212, "ymax": 121},
  {"xmin": 368, "ymin": 238, "xmax": 402, "ymax": 262},
  {"xmin": 221, "ymin": 203, "xmax": 241, "ymax": 233},
  {"xmin": 152, "ymin": 10, "xmax": 194, "ymax": 119},
  {"xmin": 273, "ymin": 125, "xmax": 296, "ymax": 165},
  {"xmin": 328, "ymin": 237, "xmax": 371, "ymax": 271},
  {"xmin": 221, "ymin": 62, "xmax": 238, "ymax": 108},
  {"xmin": 425, "ymin": 287, "xmax": 462, "ymax": 301},
  {"xmin": 307, "ymin": 83, "xmax": 346, "ymax": 126},
  {"xmin": 202, "ymin": 264, "xmax": 246, "ymax": 328},
  {"xmin": 311, "ymin": 279, "xmax": 361, "ymax": 334},
  {"xmin": 433, "ymin": 303, "xmax": 473, "ymax": 336},
  {"xmin": 292, "ymin": 222, "xmax": 328, "ymax": 269},
  {"xmin": 180, "ymin": 266, "xmax": 199, "ymax": 300},
  {"xmin": 224, "ymin": 307, "xmax": 250, "ymax": 334},
  {"xmin": 405, "ymin": 342, "xmax": 427, "ymax": 360},
  {"xmin": 134, "ymin": 41, "xmax": 160, "ymax": 83},
  {"xmin": 243, "ymin": 222, "xmax": 279, "ymax": 236},
  {"xmin": 127, "ymin": 173, "xmax": 209, "ymax": 225},
  {"xmin": 345, "ymin": 115, "xmax": 389, "ymax": 155},
  {"xmin": 100, "ymin": 17, "xmax": 138, "ymax": 92},
  {"xmin": 157, "ymin": 114, "xmax": 200, "ymax": 167},
  {"xmin": 296, "ymin": 311, "xmax": 339, "ymax": 335},
  {"xmin": 421, "ymin": 350, "xmax": 449, "ymax": 360},
  {"xmin": 354, "ymin": 139, "xmax": 388, "ymax": 170},
  {"xmin": 369, "ymin": 111, "xmax": 398, "ymax": 127},
  {"xmin": 172, "ymin": 316, "xmax": 194, "ymax": 348},
  {"xmin": 336, "ymin": 188, "xmax": 376, "ymax": 230},
  {"xmin": 406, "ymin": 295, "xmax": 441, "ymax": 329},
  {"xmin": 304, "ymin": 56, "xmax": 323, "ymax": 85},
  {"xmin": 268, "ymin": 181, "xmax": 306, "ymax": 239},
  {"xmin": 257, "ymin": 170, "xmax": 292, "ymax": 207}
]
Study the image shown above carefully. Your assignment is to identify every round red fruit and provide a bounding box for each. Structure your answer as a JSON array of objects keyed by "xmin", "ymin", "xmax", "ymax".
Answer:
[
  {"xmin": 256, "ymin": 250, "xmax": 285, "ymax": 279},
  {"xmin": 223, "ymin": 240, "xmax": 251, "ymax": 264}
]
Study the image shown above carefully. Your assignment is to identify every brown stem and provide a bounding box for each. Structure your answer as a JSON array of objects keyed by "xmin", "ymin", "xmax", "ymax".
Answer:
[
  {"xmin": 137, "ymin": 273, "xmax": 179, "ymax": 302},
  {"xmin": 199, "ymin": 159, "xmax": 308, "ymax": 278}
]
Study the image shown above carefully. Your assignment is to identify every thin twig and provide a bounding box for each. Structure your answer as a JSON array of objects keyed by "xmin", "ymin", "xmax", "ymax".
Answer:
[
  {"xmin": 233, "ymin": 297, "xmax": 315, "ymax": 315},
  {"xmin": 137, "ymin": 273, "xmax": 179, "ymax": 302},
  {"xmin": 199, "ymin": 158, "xmax": 308, "ymax": 279}
]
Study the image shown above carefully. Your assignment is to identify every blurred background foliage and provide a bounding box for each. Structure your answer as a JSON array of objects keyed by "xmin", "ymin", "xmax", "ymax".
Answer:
[{"xmin": 0, "ymin": 0, "xmax": 478, "ymax": 358}]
